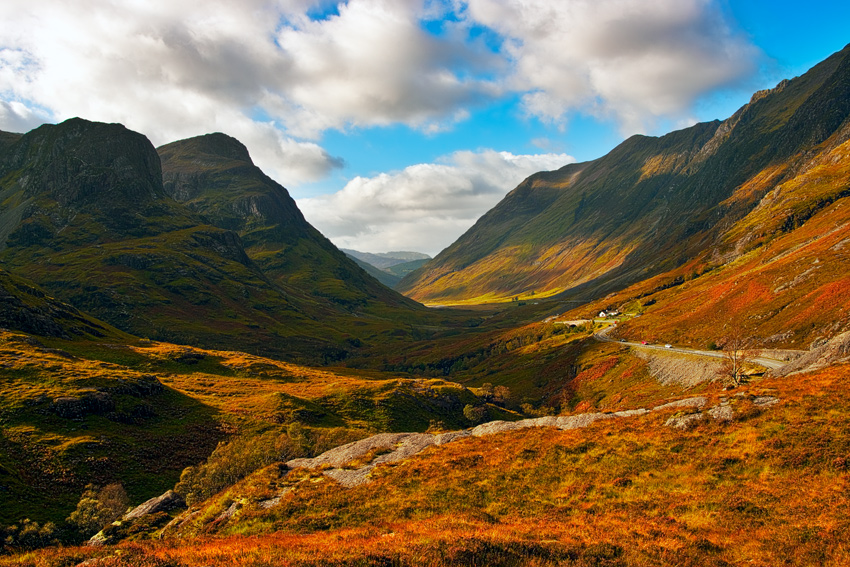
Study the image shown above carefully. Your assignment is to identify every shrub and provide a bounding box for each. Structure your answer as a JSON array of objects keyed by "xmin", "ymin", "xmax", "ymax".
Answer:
[
  {"xmin": 463, "ymin": 404, "xmax": 487, "ymax": 424},
  {"xmin": 175, "ymin": 431, "xmax": 301, "ymax": 506},
  {"xmin": 66, "ymin": 483, "xmax": 129, "ymax": 537},
  {"xmin": 1, "ymin": 518, "xmax": 58, "ymax": 551}
]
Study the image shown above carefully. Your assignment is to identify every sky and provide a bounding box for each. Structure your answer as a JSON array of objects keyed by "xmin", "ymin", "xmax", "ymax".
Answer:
[{"xmin": 1, "ymin": 1, "xmax": 848, "ymax": 256}]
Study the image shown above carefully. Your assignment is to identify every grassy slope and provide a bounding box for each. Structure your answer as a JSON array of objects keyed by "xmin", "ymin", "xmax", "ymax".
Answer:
[
  {"xmin": 0, "ymin": 330, "xmax": 224, "ymax": 526},
  {"xmin": 12, "ymin": 363, "xmax": 849, "ymax": 566},
  {"xmin": 400, "ymin": 43, "xmax": 850, "ymax": 306},
  {"xmin": 0, "ymin": 325, "xmax": 496, "ymax": 527},
  {"xmin": 559, "ymin": 121, "xmax": 850, "ymax": 350},
  {"xmin": 0, "ymin": 268, "xmax": 130, "ymax": 341}
]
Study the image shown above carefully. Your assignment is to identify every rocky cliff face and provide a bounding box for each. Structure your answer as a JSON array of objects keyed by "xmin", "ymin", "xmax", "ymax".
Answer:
[{"xmin": 1, "ymin": 118, "xmax": 164, "ymax": 208}]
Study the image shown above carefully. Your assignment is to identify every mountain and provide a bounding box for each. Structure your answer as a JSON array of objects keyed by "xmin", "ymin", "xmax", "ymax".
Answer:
[
  {"xmin": 345, "ymin": 255, "xmax": 402, "ymax": 288},
  {"xmin": 400, "ymin": 44, "xmax": 850, "ymax": 317},
  {"xmin": 341, "ymin": 249, "xmax": 432, "ymax": 288},
  {"xmin": 385, "ymin": 258, "xmax": 430, "ymax": 278},
  {"xmin": 342, "ymin": 249, "xmax": 431, "ymax": 270},
  {"xmin": 0, "ymin": 119, "xmax": 436, "ymax": 362},
  {"xmin": 156, "ymin": 134, "xmax": 423, "ymax": 314}
]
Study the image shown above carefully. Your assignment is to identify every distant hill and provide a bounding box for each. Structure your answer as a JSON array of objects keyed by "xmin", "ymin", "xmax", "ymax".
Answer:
[
  {"xmin": 342, "ymin": 249, "xmax": 430, "ymax": 288},
  {"xmin": 400, "ymin": 43, "xmax": 850, "ymax": 330},
  {"xmin": 342, "ymin": 249, "xmax": 430, "ymax": 270},
  {"xmin": 385, "ymin": 258, "xmax": 430, "ymax": 278},
  {"xmin": 346, "ymin": 256, "xmax": 402, "ymax": 288}
]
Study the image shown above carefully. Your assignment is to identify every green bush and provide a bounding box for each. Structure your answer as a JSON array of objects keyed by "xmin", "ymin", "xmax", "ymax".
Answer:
[
  {"xmin": 175, "ymin": 431, "xmax": 300, "ymax": 506},
  {"xmin": 1, "ymin": 518, "xmax": 58, "ymax": 551},
  {"xmin": 66, "ymin": 483, "xmax": 129, "ymax": 537}
]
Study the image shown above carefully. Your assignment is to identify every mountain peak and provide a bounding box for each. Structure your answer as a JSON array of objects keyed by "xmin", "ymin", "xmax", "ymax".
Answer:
[
  {"xmin": 0, "ymin": 117, "xmax": 164, "ymax": 207},
  {"xmin": 159, "ymin": 132, "xmax": 253, "ymax": 164}
]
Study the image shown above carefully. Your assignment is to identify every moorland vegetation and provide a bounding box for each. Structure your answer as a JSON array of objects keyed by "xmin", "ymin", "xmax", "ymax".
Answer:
[{"xmin": 0, "ymin": 43, "xmax": 849, "ymax": 567}]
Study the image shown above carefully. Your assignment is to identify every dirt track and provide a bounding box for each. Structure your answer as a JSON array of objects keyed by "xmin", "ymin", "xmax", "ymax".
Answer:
[{"xmin": 593, "ymin": 324, "xmax": 788, "ymax": 370}]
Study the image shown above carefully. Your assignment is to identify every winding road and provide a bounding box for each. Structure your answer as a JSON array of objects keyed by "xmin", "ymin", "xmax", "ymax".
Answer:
[{"xmin": 593, "ymin": 324, "xmax": 787, "ymax": 370}]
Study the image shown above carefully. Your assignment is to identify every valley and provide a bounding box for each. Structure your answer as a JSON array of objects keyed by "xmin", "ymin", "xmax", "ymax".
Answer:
[{"xmin": 1, "ymin": 43, "xmax": 849, "ymax": 567}]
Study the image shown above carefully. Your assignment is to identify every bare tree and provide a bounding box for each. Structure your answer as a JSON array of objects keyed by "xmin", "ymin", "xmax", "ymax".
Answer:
[{"xmin": 718, "ymin": 326, "xmax": 760, "ymax": 387}]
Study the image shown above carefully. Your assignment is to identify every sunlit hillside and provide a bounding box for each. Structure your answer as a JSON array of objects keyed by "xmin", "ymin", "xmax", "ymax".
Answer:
[
  {"xmin": 400, "ymin": 44, "xmax": 850, "ymax": 307},
  {"xmin": 7, "ymin": 363, "xmax": 849, "ymax": 566},
  {"xmin": 2, "ymin": 37, "xmax": 850, "ymax": 567}
]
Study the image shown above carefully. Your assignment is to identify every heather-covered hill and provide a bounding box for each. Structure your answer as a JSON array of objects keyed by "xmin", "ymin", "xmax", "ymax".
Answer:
[
  {"xmin": 0, "ymin": 325, "xmax": 497, "ymax": 533},
  {"xmin": 11, "ymin": 362, "xmax": 849, "ymax": 566},
  {"xmin": 556, "ymin": 74, "xmax": 850, "ymax": 351},
  {"xmin": 400, "ymin": 43, "xmax": 850, "ymax": 307}
]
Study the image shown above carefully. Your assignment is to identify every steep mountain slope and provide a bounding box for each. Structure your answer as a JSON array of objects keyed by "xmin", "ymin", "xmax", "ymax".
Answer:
[
  {"xmin": 400, "ymin": 43, "xmax": 850, "ymax": 307},
  {"xmin": 0, "ymin": 119, "xmax": 344, "ymax": 361},
  {"xmin": 156, "ymin": 134, "xmax": 419, "ymax": 315},
  {"xmin": 561, "ymin": 123, "xmax": 850, "ymax": 351},
  {"xmin": 0, "ymin": 268, "xmax": 125, "ymax": 340}
]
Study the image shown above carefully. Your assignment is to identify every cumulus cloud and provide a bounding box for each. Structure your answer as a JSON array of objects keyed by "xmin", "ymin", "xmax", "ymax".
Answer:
[
  {"xmin": 271, "ymin": 0, "xmax": 502, "ymax": 137},
  {"xmin": 462, "ymin": 0, "xmax": 760, "ymax": 133},
  {"xmin": 0, "ymin": 0, "xmax": 500, "ymax": 185},
  {"xmin": 0, "ymin": 0, "xmax": 759, "ymax": 189},
  {"xmin": 298, "ymin": 149, "xmax": 573, "ymax": 255}
]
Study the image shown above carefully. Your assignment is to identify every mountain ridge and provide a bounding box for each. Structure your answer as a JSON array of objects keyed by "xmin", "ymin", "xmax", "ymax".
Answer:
[
  {"xmin": 0, "ymin": 120, "xmax": 436, "ymax": 362},
  {"xmin": 399, "ymin": 44, "xmax": 850, "ymax": 311}
]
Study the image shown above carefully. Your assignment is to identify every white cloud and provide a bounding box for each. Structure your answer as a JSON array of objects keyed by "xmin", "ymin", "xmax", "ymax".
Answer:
[
  {"xmin": 0, "ymin": 0, "xmax": 504, "ymax": 185},
  {"xmin": 462, "ymin": 0, "xmax": 760, "ymax": 134},
  {"xmin": 298, "ymin": 149, "xmax": 574, "ymax": 255},
  {"xmin": 0, "ymin": 0, "xmax": 759, "ymax": 190},
  {"xmin": 272, "ymin": 0, "xmax": 501, "ymax": 137},
  {"xmin": 0, "ymin": 0, "xmax": 346, "ymax": 184}
]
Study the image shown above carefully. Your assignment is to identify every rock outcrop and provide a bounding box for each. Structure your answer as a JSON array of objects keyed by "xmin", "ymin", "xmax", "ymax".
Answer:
[
  {"xmin": 123, "ymin": 490, "xmax": 185, "ymax": 521},
  {"xmin": 284, "ymin": 397, "xmax": 714, "ymax": 488},
  {"xmin": 772, "ymin": 331, "xmax": 850, "ymax": 376}
]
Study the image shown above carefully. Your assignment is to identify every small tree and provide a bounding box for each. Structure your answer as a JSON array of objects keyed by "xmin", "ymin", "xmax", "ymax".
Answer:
[
  {"xmin": 1, "ymin": 519, "xmax": 58, "ymax": 550},
  {"xmin": 718, "ymin": 326, "xmax": 759, "ymax": 387},
  {"xmin": 478, "ymin": 383, "xmax": 494, "ymax": 400},
  {"xmin": 463, "ymin": 404, "xmax": 487, "ymax": 424},
  {"xmin": 492, "ymin": 385, "xmax": 511, "ymax": 406}
]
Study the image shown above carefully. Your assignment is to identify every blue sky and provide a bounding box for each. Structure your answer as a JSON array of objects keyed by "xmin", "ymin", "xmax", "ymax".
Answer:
[{"xmin": 1, "ymin": 0, "xmax": 848, "ymax": 255}]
